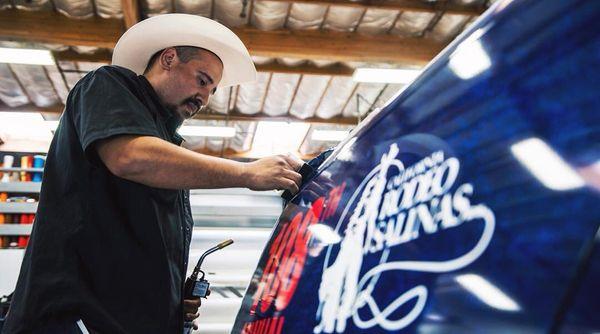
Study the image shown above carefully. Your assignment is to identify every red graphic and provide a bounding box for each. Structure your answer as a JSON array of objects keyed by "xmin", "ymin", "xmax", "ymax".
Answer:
[{"xmin": 242, "ymin": 183, "xmax": 346, "ymax": 334}]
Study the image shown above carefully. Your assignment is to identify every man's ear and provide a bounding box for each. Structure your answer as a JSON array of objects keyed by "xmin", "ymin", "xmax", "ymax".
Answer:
[{"xmin": 159, "ymin": 48, "xmax": 177, "ymax": 70}]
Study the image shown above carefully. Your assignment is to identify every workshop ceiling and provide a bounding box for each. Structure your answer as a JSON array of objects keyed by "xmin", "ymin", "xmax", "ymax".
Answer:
[{"xmin": 0, "ymin": 0, "xmax": 493, "ymax": 158}]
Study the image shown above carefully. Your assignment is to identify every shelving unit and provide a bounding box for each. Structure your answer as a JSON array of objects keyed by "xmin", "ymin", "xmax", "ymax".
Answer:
[
  {"xmin": 0, "ymin": 182, "xmax": 42, "ymax": 193},
  {"xmin": 0, "ymin": 224, "xmax": 33, "ymax": 235},
  {"xmin": 0, "ymin": 202, "xmax": 38, "ymax": 214},
  {"xmin": 0, "ymin": 167, "xmax": 43, "ymax": 173},
  {"xmin": 0, "ymin": 164, "xmax": 41, "ymax": 294},
  {"xmin": 0, "ymin": 167, "xmax": 41, "ymax": 241}
]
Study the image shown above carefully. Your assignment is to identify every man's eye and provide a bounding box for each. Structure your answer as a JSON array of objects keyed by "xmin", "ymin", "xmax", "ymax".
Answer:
[{"xmin": 199, "ymin": 79, "xmax": 207, "ymax": 86}]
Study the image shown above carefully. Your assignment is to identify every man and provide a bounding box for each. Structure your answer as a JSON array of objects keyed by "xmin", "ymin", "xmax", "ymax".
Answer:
[{"xmin": 3, "ymin": 14, "xmax": 303, "ymax": 333}]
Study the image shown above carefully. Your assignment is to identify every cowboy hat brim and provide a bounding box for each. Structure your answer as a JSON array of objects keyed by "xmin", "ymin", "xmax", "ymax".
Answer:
[{"xmin": 112, "ymin": 14, "xmax": 256, "ymax": 88}]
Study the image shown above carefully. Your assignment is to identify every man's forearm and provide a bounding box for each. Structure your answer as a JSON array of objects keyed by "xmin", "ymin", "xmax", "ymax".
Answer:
[{"xmin": 98, "ymin": 136, "xmax": 247, "ymax": 189}]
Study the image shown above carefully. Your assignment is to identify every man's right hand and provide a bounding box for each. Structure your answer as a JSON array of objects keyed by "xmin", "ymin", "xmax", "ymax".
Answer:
[{"xmin": 243, "ymin": 154, "xmax": 303, "ymax": 194}]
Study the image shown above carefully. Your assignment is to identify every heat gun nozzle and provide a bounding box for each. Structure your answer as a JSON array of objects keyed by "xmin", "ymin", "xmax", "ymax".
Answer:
[{"xmin": 218, "ymin": 239, "xmax": 234, "ymax": 249}]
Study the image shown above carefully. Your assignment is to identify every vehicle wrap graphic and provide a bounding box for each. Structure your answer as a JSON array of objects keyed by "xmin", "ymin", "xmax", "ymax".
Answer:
[{"xmin": 314, "ymin": 143, "xmax": 495, "ymax": 333}]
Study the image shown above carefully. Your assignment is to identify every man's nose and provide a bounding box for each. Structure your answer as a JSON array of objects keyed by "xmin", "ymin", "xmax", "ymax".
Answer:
[{"xmin": 201, "ymin": 88, "xmax": 214, "ymax": 104}]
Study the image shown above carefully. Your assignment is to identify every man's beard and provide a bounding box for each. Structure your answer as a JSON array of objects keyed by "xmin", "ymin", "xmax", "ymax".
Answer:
[{"xmin": 175, "ymin": 96, "xmax": 204, "ymax": 119}]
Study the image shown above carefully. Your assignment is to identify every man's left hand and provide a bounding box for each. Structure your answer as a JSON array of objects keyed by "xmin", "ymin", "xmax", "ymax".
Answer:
[{"xmin": 184, "ymin": 289, "xmax": 211, "ymax": 329}]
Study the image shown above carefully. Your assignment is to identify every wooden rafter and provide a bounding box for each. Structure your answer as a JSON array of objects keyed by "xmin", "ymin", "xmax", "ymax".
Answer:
[
  {"xmin": 0, "ymin": 10, "xmax": 122, "ymax": 49},
  {"xmin": 423, "ymin": 9, "xmax": 446, "ymax": 35},
  {"xmin": 6, "ymin": 65, "xmax": 33, "ymax": 104},
  {"xmin": 0, "ymin": 104, "xmax": 362, "ymax": 125},
  {"xmin": 257, "ymin": 61, "xmax": 354, "ymax": 76},
  {"xmin": 52, "ymin": 57, "xmax": 71, "ymax": 101},
  {"xmin": 41, "ymin": 67, "xmax": 62, "ymax": 103},
  {"xmin": 286, "ymin": 75, "xmax": 303, "ymax": 115},
  {"xmin": 226, "ymin": 86, "xmax": 234, "ymax": 115},
  {"xmin": 120, "ymin": 0, "xmax": 141, "ymax": 29},
  {"xmin": 312, "ymin": 76, "xmax": 334, "ymax": 117},
  {"xmin": 298, "ymin": 123, "xmax": 312, "ymax": 151},
  {"xmin": 266, "ymin": 0, "xmax": 485, "ymax": 15},
  {"xmin": 370, "ymin": 83, "xmax": 389, "ymax": 111},
  {"xmin": 248, "ymin": 0, "xmax": 255, "ymax": 26},
  {"xmin": 48, "ymin": 0, "xmax": 57, "ymax": 11},
  {"xmin": 259, "ymin": 73, "xmax": 273, "ymax": 113},
  {"xmin": 283, "ymin": 2, "xmax": 293, "ymax": 28},
  {"xmin": 53, "ymin": 49, "xmax": 112, "ymax": 63},
  {"xmin": 353, "ymin": 8, "xmax": 368, "ymax": 32},
  {"xmin": 387, "ymin": 11, "xmax": 402, "ymax": 34},
  {"xmin": 319, "ymin": 5, "xmax": 331, "ymax": 30},
  {"xmin": 90, "ymin": 0, "xmax": 99, "ymax": 18},
  {"xmin": 340, "ymin": 82, "xmax": 360, "ymax": 116},
  {"xmin": 1, "ymin": 10, "xmax": 443, "ymax": 65},
  {"xmin": 53, "ymin": 50, "xmax": 357, "ymax": 76},
  {"xmin": 231, "ymin": 86, "xmax": 240, "ymax": 111}
]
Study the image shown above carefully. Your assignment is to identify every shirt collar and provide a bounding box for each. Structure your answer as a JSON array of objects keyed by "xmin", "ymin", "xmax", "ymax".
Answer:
[{"xmin": 138, "ymin": 75, "xmax": 185, "ymax": 144}]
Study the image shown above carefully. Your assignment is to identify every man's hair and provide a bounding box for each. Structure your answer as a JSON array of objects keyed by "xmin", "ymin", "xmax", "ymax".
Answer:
[{"xmin": 143, "ymin": 46, "xmax": 202, "ymax": 74}]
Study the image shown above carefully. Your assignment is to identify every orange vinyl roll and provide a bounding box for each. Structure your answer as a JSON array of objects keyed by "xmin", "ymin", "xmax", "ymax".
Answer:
[
  {"xmin": 0, "ymin": 193, "xmax": 6, "ymax": 226},
  {"xmin": 20, "ymin": 156, "xmax": 28, "ymax": 181},
  {"xmin": 27, "ymin": 155, "xmax": 33, "ymax": 181}
]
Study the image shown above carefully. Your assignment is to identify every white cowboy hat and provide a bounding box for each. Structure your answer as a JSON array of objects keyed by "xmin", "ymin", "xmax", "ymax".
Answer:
[{"xmin": 112, "ymin": 14, "xmax": 256, "ymax": 88}]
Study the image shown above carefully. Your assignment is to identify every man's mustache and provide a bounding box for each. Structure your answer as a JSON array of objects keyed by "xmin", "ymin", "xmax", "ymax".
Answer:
[{"xmin": 182, "ymin": 97, "xmax": 204, "ymax": 117}]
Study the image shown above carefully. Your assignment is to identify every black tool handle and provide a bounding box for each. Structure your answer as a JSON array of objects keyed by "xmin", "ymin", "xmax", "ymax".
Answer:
[
  {"xmin": 184, "ymin": 239, "xmax": 234, "ymax": 299},
  {"xmin": 282, "ymin": 163, "xmax": 314, "ymax": 201}
]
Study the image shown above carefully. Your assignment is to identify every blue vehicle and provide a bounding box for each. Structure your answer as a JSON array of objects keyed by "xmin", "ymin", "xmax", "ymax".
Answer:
[{"xmin": 233, "ymin": 0, "xmax": 600, "ymax": 333}]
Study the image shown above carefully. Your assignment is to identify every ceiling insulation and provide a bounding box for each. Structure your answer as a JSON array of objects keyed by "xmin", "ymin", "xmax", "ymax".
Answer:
[
  {"xmin": 10, "ymin": 64, "xmax": 59, "ymax": 107},
  {"xmin": 0, "ymin": 64, "xmax": 29, "ymax": 107},
  {"xmin": 0, "ymin": 0, "xmax": 489, "ymax": 158},
  {"xmin": 288, "ymin": 75, "xmax": 330, "ymax": 120}
]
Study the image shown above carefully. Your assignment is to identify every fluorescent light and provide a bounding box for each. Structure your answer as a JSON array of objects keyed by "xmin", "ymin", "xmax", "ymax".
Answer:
[
  {"xmin": 511, "ymin": 137, "xmax": 584, "ymax": 191},
  {"xmin": 449, "ymin": 29, "xmax": 491, "ymax": 79},
  {"xmin": 178, "ymin": 125, "xmax": 236, "ymax": 137},
  {"xmin": 311, "ymin": 129, "xmax": 349, "ymax": 142},
  {"xmin": 0, "ymin": 112, "xmax": 53, "ymax": 140},
  {"xmin": 352, "ymin": 68, "xmax": 421, "ymax": 84},
  {"xmin": 46, "ymin": 121, "xmax": 59, "ymax": 131},
  {"xmin": 249, "ymin": 121, "xmax": 310, "ymax": 158},
  {"xmin": 0, "ymin": 47, "xmax": 55, "ymax": 66},
  {"xmin": 455, "ymin": 274, "xmax": 520, "ymax": 312}
]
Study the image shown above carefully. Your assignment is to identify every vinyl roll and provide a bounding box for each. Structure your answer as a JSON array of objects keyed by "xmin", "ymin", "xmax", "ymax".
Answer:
[{"xmin": 1, "ymin": 155, "xmax": 14, "ymax": 182}]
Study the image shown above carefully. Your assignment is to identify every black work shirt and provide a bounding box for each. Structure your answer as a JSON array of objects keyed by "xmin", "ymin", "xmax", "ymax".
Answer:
[{"xmin": 3, "ymin": 66, "xmax": 194, "ymax": 334}]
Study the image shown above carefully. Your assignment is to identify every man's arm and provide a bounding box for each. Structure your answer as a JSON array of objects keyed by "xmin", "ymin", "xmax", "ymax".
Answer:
[{"xmin": 95, "ymin": 135, "xmax": 303, "ymax": 193}]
